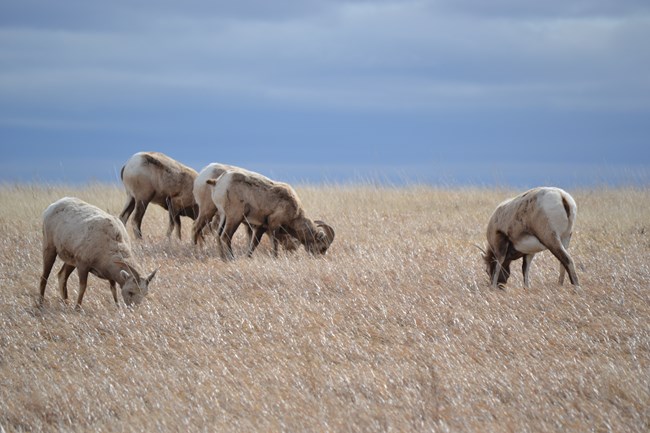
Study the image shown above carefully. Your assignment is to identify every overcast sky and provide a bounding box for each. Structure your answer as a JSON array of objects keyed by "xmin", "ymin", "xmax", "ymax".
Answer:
[{"xmin": 1, "ymin": 0, "xmax": 649, "ymax": 186}]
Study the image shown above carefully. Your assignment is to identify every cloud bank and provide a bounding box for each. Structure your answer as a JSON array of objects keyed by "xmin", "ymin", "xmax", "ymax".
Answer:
[{"xmin": 1, "ymin": 1, "xmax": 649, "ymax": 183}]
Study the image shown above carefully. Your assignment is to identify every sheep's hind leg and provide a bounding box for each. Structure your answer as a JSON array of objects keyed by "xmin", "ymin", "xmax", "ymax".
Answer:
[
  {"xmin": 39, "ymin": 247, "xmax": 57, "ymax": 304},
  {"xmin": 119, "ymin": 196, "xmax": 135, "ymax": 225},
  {"xmin": 558, "ymin": 234, "xmax": 573, "ymax": 285},
  {"xmin": 132, "ymin": 200, "xmax": 150, "ymax": 239},
  {"xmin": 522, "ymin": 254, "xmax": 535, "ymax": 288},
  {"xmin": 220, "ymin": 218, "xmax": 242, "ymax": 261},
  {"xmin": 164, "ymin": 198, "xmax": 183, "ymax": 240},
  {"xmin": 544, "ymin": 236, "xmax": 580, "ymax": 287}
]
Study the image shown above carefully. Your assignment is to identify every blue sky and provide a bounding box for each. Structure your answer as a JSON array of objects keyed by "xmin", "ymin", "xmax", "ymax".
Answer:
[{"xmin": 1, "ymin": 0, "xmax": 649, "ymax": 186}]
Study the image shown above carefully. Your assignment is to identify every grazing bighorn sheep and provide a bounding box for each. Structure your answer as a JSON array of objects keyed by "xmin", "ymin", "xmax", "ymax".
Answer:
[
  {"xmin": 206, "ymin": 170, "xmax": 335, "ymax": 259},
  {"xmin": 192, "ymin": 163, "xmax": 299, "ymax": 255},
  {"xmin": 119, "ymin": 151, "xmax": 199, "ymax": 239},
  {"xmin": 40, "ymin": 197, "xmax": 157, "ymax": 308},
  {"xmin": 480, "ymin": 186, "xmax": 579, "ymax": 288}
]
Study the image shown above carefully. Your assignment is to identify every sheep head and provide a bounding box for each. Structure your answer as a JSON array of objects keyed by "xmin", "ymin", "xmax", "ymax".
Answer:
[
  {"xmin": 305, "ymin": 220, "xmax": 335, "ymax": 255},
  {"xmin": 120, "ymin": 268, "xmax": 157, "ymax": 306},
  {"xmin": 478, "ymin": 246, "xmax": 510, "ymax": 287}
]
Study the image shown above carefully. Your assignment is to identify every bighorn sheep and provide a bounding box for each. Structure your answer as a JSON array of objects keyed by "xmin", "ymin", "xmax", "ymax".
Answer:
[
  {"xmin": 40, "ymin": 197, "xmax": 157, "ymax": 308},
  {"xmin": 119, "ymin": 151, "xmax": 199, "ymax": 239},
  {"xmin": 206, "ymin": 170, "xmax": 335, "ymax": 259},
  {"xmin": 480, "ymin": 187, "xmax": 579, "ymax": 288},
  {"xmin": 192, "ymin": 163, "xmax": 299, "ymax": 254}
]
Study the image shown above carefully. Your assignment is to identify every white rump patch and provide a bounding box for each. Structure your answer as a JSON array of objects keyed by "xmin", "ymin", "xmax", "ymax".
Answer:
[{"xmin": 538, "ymin": 189, "xmax": 572, "ymax": 239}]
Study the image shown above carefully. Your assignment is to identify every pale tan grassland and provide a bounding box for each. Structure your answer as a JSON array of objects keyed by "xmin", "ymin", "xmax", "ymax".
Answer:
[{"xmin": 0, "ymin": 183, "xmax": 648, "ymax": 432}]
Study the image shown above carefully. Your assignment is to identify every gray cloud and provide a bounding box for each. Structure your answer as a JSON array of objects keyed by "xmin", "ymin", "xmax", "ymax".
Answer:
[
  {"xmin": 3, "ymin": 0, "xmax": 648, "ymax": 114},
  {"xmin": 1, "ymin": 0, "xmax": 649, "ymax": 176}
]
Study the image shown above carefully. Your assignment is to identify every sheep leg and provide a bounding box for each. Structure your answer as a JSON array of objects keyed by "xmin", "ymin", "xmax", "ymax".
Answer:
[
  {"xmin": 165, "ymin": 209, "xmax": 182, "ymax": 240},
  {"xmin": 57, "ymin": 263, "xmax": 76, "ymax": 301},
  {"xmin": 542, "ymin": 236, "xmax": 580, "ymax": 287},
  {"xmin": 192, "ymin": 209, "xmax": 217, "ymax": 245},
  {"xmin": 558, "ymin": 264, "xmax": 566, "ymax": 286},
  {"xmin": 522, "ymin": 254, "xmax": 535, "ymax": 289},
  {"xmin": 165, "ymin": 198, "xmax": 175, "ymax": 238},
  {"xmin": 220, "ymin": 218, "xmax": 242, "ymax": 261},
  {"xmin": 271, "ymin": 231, "xmax": 280, "ymax": 258},
  {"xmin": 119, "ymin": 196, "xmax": 136, "ymax": 225},
  {"xmin": 164, "ymin": 198, "xmax": 183, "ymax": 240},
  {"xmin": 132, "ymin": 200, "xmax": 149, "ymax": 239},
  {"xmin": 248, "ymin": 226, "xmax": 266, "ymax": 257},
  {"xmin": 109, "ymin": 280, "xmax": 118, "ymax": 305},
  {"xmin": 74, "ymin": 267, "xmax": 90, "ymax": 309},
  {"xmin": 491, "ymin": 245, "xmax": 508, "ymax": 289},
  {"xmin": 245, "ymin": 224, "xmax": 254, "ymax": 245},
  {"xmin": 558, "ymin": 234, "xmax": 572, "ymax": 285},
  {"xmin": 553, "ymin": 247, "xmax": 579, "ymax": 287},
  {"xmin": 214, "ymin": 214, "xmax": 227, "ymax": 259},
  {"xmin": 491, "ymin": 261, "xmax": 502, "ymax": 287},
  {"xmin": 39, "ymin": 247, "xmax": 57, "ymax": 304},
  {"xmin": 488, "ymin": 232, "xmax": 511, "ymax": 288},
  {"xmin": 173, "ymin": 214, "xmax": 182, "ymax": 239}
]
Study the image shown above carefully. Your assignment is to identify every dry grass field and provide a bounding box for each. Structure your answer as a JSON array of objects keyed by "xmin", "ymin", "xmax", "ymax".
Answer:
[{"xmin": 1, "ymin": 183, "xmax": 648, "ymax": 432}]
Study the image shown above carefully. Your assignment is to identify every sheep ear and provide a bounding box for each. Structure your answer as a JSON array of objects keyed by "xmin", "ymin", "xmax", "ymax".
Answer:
[
  {"xmin": 146, "ymin": 269, "xmax": 158, "ymax": 284},
  {"xmin": 206, "ymin": 179, "xmax": 217, "ymax": 186},
  {"xmin": 120, "ymin": 269, "xmax": 131, "ymax": 281}
]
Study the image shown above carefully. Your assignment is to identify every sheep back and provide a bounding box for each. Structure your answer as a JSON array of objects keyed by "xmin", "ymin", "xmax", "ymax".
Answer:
[
  {"xmin": 43, "ymin": 197, "xmax": 135, "ymax": 269},
  {"xmin": 122, "ymin": 151, "xmax": 197, "ymax": 209}
]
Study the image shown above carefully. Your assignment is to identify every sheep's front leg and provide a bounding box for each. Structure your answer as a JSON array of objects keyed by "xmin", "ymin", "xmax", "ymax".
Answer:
[
  {"xmin": 109, "ymin": 280, "xmax": 118, "ymax": 305},
  {"xmin": 74, "ymin": 267, "xmax": 90, "ymax": 310},
  {"xmin": 491, "ymin": 262, "xmax": 502, "ymax": 287},
  {"xmin": 271, "ymin": 231, "xmax": 280, "ymax": 258},
  {"xmin": 165, "ymin": 201, "xmax": 175, "ymax": 238},
  {"xmin": 166, "ymin": 212, "xmax": 182, "ymax": 239},
  {"xmin": 57, "ymin": 263, "xmax": 76, "ymax": 301},
  {"xmin": 192, "ymin": 209, "xmax": 217, "ymax": 245},
  {"xmin": 491, "ymin": 248, "xmax": 507, "ymax": 288},
  {"xmin": 489, "ymin": 233, "xmax": 510, "ymax": 288},
  {"xmin": 248, "ymin": 226, "xmax": 266, "ymax": 257},
  {"xmin": 173, "ymin": 214, "xmax": 182, "ymax": 239}
]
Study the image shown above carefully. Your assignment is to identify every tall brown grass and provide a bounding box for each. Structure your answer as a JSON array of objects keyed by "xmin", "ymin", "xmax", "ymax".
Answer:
[{"xmin": 1, "ymin": 183, "xmax": 648, "ymax": 432}]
